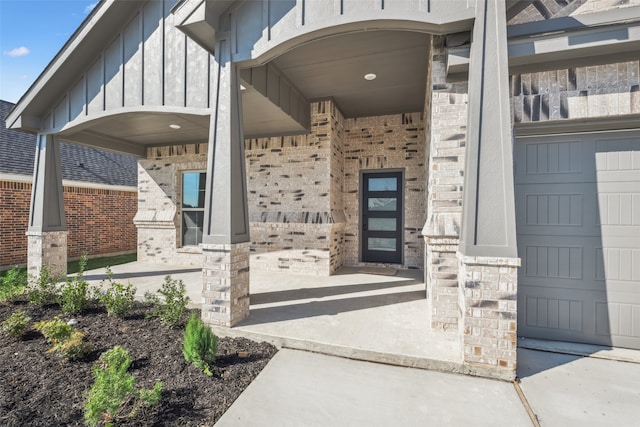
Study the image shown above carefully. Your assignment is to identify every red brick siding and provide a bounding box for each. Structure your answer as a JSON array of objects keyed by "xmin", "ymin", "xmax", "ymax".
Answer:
[{"xmin": 0, "ymin": 180, "xmax": 137, "ymax": 268}]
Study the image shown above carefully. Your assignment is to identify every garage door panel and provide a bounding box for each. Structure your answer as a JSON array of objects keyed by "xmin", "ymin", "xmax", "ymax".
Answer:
[
  {"xmin": 516, "ymin": 131, "xmax": 640, "ymax": 350},
  {"xmin": 515, "ymin": 138, "xmax": 593, "ymax": 184}
]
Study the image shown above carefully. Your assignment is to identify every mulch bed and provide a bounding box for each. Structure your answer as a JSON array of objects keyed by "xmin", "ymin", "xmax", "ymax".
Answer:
[{"xmin": 0, "ymin": 300, "xmax": 277, "ymax": 426}]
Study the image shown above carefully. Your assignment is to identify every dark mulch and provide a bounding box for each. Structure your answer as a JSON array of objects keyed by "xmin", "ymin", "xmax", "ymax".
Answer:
[{"xmin": 0, "ymin": 300, "xmax": 277, "ymax": 426}]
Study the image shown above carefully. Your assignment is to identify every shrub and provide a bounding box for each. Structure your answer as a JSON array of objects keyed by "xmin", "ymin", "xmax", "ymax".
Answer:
[
  {"xmin": 59, "ymin": 254, "xmax": 91, "ymax": 314},
  {"xmin": 144, "ymin": 275, "xmax": 190, "ymax": 328},
  {"xmin": 99, "ymin": 267, "xmax": 136, "ymax": 318},
  {"xmin": 34, "ymin": 316, "xmax": 72, "ymax": 344},
  {"xmin": 34, "ymin": 316, "xmax": 89, "ymax": 360},
  {"xmin": 1, "ymin": 309, "xmax": 31, "ymax": 339},
  {"xmin": 183, "ymin": 313, "xmax": 218, "ymax": 376},
  {"xmin": 56, "ymin": 330, "xmax": 91, "ymax": 361},
  {"xmin": 0, "ymin": 266, "xmax": 28, "ymax": 302},
  {"xmin": 84, "ymin": 346, "xmax": 162, "ymax": 427},
  {"xmin": 28, "ymin": 265, "xmax": 61, "ymax": 306}
]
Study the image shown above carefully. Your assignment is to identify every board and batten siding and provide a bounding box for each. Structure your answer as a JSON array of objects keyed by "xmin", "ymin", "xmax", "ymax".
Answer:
[{"xmin": 44, "ymin": 0, "xmax": 213, "ymax": 133}]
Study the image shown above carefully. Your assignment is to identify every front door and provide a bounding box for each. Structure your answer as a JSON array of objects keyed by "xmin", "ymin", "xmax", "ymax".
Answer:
[{"xmin": 361, "ymin": 171, "xmax": 403, "ymax": 264}]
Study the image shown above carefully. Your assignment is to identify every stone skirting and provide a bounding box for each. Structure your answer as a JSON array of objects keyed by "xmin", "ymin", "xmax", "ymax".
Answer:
[
  {"xmin": 457, "ymin": 252, "xmax": 520, "ymax": 380},
  {"xmin": 201, "ymin": 242, "xmax": 251, "ymax": 327},
  {"xmin": 424, "ymin": 236, "xmax": 460, "ymax": 332},
  {"xmin": 26, "ymin": 230, "xmax": 68, "ymax": 279}
]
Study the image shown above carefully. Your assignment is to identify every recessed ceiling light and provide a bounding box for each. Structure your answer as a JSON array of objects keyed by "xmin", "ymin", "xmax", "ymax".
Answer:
[
  {"xmin": 169, "ymin": 124, "xmax": 181, "ymax": 129},
  {"xmin": 364, "ymin": 73, "xmax": 377, "ymax": 81}
]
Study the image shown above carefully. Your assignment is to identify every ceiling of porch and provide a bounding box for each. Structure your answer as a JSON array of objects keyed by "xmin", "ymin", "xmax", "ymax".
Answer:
[{"xmin": 270, "ymin": 30, "xmax": 431, "ymax": 119}]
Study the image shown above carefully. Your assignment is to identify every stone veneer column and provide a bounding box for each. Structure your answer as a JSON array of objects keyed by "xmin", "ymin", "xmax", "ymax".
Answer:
[
  {"xmin": 458, "ymin": 254, "xmax": 520, "ymax": 380},
  {"xmin": 201, "ymin": 37, "xmax": 251, "ymax": 327},
  {"xmin": 26, "ymin": 231, "xmax": 68, "ymax": 278},
  {"xmin": 459, "ymin": 0, "xmax": 520, "ymax": 379},
  {"xmin": 27, "ymin": 134, "xmax": 67, "ymax": 278},
  {"xmin": 202, "ymin": 242, "xmax": 250, "ymax": 327}
]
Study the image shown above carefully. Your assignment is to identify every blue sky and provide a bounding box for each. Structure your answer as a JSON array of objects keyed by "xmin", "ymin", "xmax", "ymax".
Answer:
[{"xmin": 0, "ymin": 0, "xmax": 98, "ymax": 103}]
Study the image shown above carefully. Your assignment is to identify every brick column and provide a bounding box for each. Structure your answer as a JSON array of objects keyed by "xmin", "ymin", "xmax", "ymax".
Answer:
[
  {"xmin": 425, "ymin": 237, "xmax": 460, "ymax": 332},
  {"xmin": 458, "ymin": 253, "xmax": 520, "ymax": 380},
  {"xmin": 26, "ymin": 231, "xmax": 68, "ymax": 279},
  {"xmin": 202, "ymin": 242, "xmax": 250, "ymax": 327}
]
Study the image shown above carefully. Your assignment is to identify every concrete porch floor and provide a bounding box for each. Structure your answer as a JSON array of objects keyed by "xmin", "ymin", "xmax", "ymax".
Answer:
[{"xmin": 84, "ymin": 262, "xmax": 468, "ymax": 374}]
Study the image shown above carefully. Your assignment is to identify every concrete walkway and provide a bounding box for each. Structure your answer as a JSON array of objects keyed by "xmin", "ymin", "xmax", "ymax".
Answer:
[
  {"xmin": 84, "ymin": 262, "xmax": 640, "ymax": 426},
  {"xmin": 214, "ymin": 347, "xmax": 640, "ymax": 427}
]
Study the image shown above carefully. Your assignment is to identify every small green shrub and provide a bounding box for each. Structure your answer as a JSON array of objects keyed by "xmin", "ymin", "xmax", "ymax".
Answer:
[
  {"xmin": 28, "ymin": 265, "xmax": 61, "ymax": 306},
  {"xmin": 144, "ymin": 275, "xmax": 190, "ymax": 328},
  {"xmin": 59, "ymin": 254, "xmax": 91, "ymax": 314},
  {"xmin": 99, "ymin": 267, "xmax": 136, "ymax": 318},
  {"xmin": 84, "ymin": 346, "xmax": 162, "ymax": 427},
  {"xmin": 34, "ymin": 316, "xmax": 89, "ymax": 360},
  {"xmin": 1, "ymin": 309, "xmax": 31, "ymax": 338},
  {"xmin": 0, "ymin": 266, "xmax": 28, "ymax": 302},
  {"xmin": 34, "ymin": 316, "xmax": 72, "ymax": 344},
  {"xmin": 183, "ymin": 313, "xmax": 218, "ymax": 376},
  {"xmin": 56, "ymin": 330, "xmax": 91, "ymax": 361}
]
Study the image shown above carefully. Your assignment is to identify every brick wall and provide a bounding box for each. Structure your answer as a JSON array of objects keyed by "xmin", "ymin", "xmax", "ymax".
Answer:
[
  {"xmin": 246, "ymin": 100, "xmax": 346, "ymax": 275},
  {"xmin": 343, "ymin": 113, "xmax": 427, "ymax": 269},
  {"xmin": 0, "ymin": 178, "xmax": 137, "ymax": 269}
]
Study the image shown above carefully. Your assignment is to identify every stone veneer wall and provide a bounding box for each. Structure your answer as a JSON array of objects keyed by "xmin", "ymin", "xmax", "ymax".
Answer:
[
  {"xmin": 245, "ymin": 101, "xmax": 346, "ymax": 275},
  {"xmin": 342, "ymin": 113, "xmax": 426, "ymax": 269},
  {"xmin": 136, "ymin": 144, "xmax": 208, "ymax": 266},
  {"xmin": 423, "ymin": 35, "xmax": 469, "ymax": 331},
  {"xmin": 511, "ymin": 60, "xmax": 640, "ymax": 122},
  {"xmin": 508, "ymin": 0, "xmax": 640, "ymax": 25}
]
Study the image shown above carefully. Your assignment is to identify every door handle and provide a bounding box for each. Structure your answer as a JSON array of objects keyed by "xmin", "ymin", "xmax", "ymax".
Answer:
[{"xmin": 363, "ymin": 217, "xmax": 367, "ymax": 231}]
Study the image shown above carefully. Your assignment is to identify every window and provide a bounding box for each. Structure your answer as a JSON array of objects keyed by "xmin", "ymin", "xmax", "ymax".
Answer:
[{"xmin": 182, "ymin": 171, "xmax": 206, "ymax": 246}]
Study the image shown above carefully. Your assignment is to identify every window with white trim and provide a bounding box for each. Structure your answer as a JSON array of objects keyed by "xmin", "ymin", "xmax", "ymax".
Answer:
[{"xmin": 181, "ymin": 171, "xmax": 206, "ymax": 246}]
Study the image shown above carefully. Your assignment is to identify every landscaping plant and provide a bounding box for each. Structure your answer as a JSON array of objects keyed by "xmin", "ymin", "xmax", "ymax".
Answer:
[
  {"xmin": 144, "ymin": 275, "xmax": 190, "ymax": 328},
  {"xmin": 1, "ymin": 309, "xmax": 31, "ymax": 339},
  {"xmin": 84, "ymin": 346, "xmax": 162, "ymax": 427},
  {"xmin": 183, "ymin": 313, "xmax": 218, "ymax": 376},
  {"xmin": 59, "ymin": 254, "xmax": 92, "ymax": 314},
  {"xmin": 34, "ymin": 315, "xmax": 90, "ymax": 360},
  {"xmin": 28, "ymin": 265, "xmax": 61, "ymax": 306},
  {"xmin": 99, "ymin": 267, "xmax": 136, "ymax": 318},
  {"xmin": 0, "ymin": 266, "xmax": 28, "ymax": 303}
]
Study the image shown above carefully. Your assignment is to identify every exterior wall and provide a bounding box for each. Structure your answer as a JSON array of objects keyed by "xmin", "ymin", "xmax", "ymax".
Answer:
[
  {"xmin": 423, "ymin": 35, "xmax": 469, "ymax": 331},
  {"xmin": 139, "ymin": 100, "xmax": 428, "ymax": 274},
  {"xmin": 41, "ymin": 0, "xmax": 212, "ymax": 134},
  {"xmin": 135, "ymin": 144, "xmax": 208, "ymax": 266},
  {"xmin": 509, "ymin": 0, "xmax": 640, "ymax": 25},
  {"xmin": 343, "ymin": 113, "xmax": 426, "ymax": 269},
  {"xmin": 0, "ymin": 177, "xmax": 137, "ymax": 269},
  {"xmin": 246, "ymin": 101, "xmax": 346, "ymax": 275},
  {"xmin": 511, "ymin": 60, "xmax": 640, "ymax": 122}
]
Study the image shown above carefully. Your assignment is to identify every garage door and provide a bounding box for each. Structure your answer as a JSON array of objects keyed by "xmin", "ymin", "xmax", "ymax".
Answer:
[{"xmin": 515, "ymin": 131, "xmax": 640, "ymax": 349}]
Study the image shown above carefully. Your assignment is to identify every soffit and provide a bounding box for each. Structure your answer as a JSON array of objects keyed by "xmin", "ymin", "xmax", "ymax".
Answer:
[{"xmin": 271, "ymin": 30, "xmax": 430, "ymax": 118}]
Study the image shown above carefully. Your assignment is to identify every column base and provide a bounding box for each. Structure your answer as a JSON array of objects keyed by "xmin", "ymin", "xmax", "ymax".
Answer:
[
  {"xmin": 458, "ymin": 252, "xmax": 520, "ymax": 380},
  {"xmin": 26, "ymin": 230, "xmax": 68, "ymax": 279},
  {"xmin": 201, "ymin": 242, "xmax": 251, "ymax": 327}
]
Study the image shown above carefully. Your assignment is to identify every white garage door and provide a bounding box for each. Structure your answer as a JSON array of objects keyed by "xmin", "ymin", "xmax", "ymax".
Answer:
[{"xmin": 515, "ymin": 131, "xmax": 640, "ymax": 349}]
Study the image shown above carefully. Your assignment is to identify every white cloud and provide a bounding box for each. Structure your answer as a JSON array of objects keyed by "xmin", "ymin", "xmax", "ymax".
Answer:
[
  {"xmin": 4, "ymin": 46, "xmax": 30, "ymax": 57},
  {"xmin": 84, "ymin": 2, "xmax": 97, "ymax": 14}
]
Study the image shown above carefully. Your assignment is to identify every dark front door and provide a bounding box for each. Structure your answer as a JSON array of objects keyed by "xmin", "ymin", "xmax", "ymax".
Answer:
[{"xmin": 361, "ymin": 171, "xmax": 403, "ymax": 264}]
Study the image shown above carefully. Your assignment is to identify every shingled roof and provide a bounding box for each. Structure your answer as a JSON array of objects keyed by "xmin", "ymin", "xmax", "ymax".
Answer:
[{"xmin": 1, "ymin": 100, "xmax": 137, "ymax": 187}]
